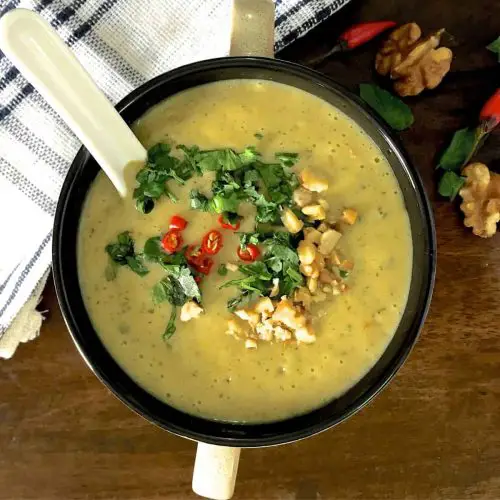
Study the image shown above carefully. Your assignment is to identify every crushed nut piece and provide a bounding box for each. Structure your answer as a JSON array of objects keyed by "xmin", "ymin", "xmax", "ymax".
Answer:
[
  {"xmin": 225, "ymin": 262, "xmax": 238, "ymax": 272},
  {"xmin": 293, "ymin": 187, "xmax": 314, "ymax": 207},
  {"xmin": 459, "ymin": 162, "xmax": 500, "ymax": 238},
  {"xmin": 341, "ymin": 208, "xmax": 358, "ymax": 225},
  {"xmin": 302, "ymin": 204, "xmax": 326, "ymax": 220},
  {"xmin": 300, "ymin": 169, "xmax": 328, "ymax": 192},
  {"xmin": 303, "ymin": 227, "xmax": 322, "ymax": 245},
  {"xmin": 295, "ymin": 325, "xmax": 316, "ymax": 344},
  {"xmin": 245, "ymin": 339, "xmax": 258, "ymax": 349},
  {"xmin": 270, "ymin": 278, "xmax": 280, "ymax": 297},
  {"xmin": 375, "ymin": 23, "xmax": 452, "ymax": 96},
  {"xmin": 298, "ymin": 240, "xmax": 317, "ymax": 265},
  {"xmin": 318, "ymin": 229, "xmax": 342, "ymax": 255},
  {"xmin": 180, "ymin": 301, "xmax": 204, "ymax": 322},
  {"xmin": 281, "ymin": 207, "xmax": 304, "ymax": 234}
]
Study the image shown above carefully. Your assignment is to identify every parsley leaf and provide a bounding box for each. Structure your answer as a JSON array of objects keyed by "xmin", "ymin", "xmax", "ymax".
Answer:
[
  {"xmin": 359, "ymin": 83, "xmax": 414, "ymax": 131},
  {"xmin": 105, "ymin": 231, "xmax": 149, "ymax": 277}
]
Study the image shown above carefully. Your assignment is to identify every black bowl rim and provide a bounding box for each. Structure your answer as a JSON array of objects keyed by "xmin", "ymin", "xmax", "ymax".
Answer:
[{"xmin": 53, "ymin": 56, "xmax": 436, "ymax": 448}]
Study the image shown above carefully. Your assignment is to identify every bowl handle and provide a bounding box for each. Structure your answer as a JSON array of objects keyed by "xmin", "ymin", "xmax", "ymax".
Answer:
[
  {"xmin": 230, "ymin": 0, "xmax": 275, "ymax": 57},
  {"xmin": 192, "ymin": 443, "xmax": 241, "ymax": 500}
]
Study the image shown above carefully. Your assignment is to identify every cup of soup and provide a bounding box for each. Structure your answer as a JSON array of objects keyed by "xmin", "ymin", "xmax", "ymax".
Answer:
[{"xmin": 50, "ymin": 1, "xmax": 436, "ymax": 498}]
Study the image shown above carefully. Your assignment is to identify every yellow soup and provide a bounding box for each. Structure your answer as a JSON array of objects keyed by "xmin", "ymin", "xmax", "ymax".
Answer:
[{"xmin": 77, "ymin": 80, "xmax": 412, "ymax": 423}]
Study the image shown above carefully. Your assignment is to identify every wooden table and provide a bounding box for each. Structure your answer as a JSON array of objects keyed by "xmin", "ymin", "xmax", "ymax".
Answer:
[{"xmin": 2, "ymin": 0, "xmax": 500, "ymax": 498}]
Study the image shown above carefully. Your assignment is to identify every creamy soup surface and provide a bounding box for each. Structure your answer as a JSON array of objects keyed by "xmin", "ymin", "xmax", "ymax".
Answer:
[{"xmin": 78, "ymin": 80, "xmax": 412, "ymax": 423}]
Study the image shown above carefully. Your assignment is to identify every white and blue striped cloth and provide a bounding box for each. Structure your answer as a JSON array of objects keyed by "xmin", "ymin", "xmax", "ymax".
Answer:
[{"xmin": 0, "ymin": 0, "xmax": 350, "ymax": 353}]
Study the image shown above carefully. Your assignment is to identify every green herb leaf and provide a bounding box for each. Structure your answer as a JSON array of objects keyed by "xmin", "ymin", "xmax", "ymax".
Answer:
[
  {"xmin": 438, "ymin": 171, "xmax": 466, "ymax": 200},
  {"xmin": 143, "ymin": 236, "xmax": 164, "ymax": 261},
  {"xmin": 339, "ymin": 269, "xmax": 350, "ymax": 279},
  {"xmin": 163, "ymin": 307, "xmax": 177, "ymax": 340},
  {"xmin": 104, "ymin": 259, "xmax": 118, "ymax": 281},
  {"xmin": 189, "ymin": 190, "xmax": 210, "ymax": 211},
  {"xmin": 105, "ymin": 231, "xmax": 149, "ymax": 277},
  {"xmin": 125, "ymin": 256, "xmax": 149, "ymax": 277},
  {"xmin": 437, "ymin": 127, "xmax": 481, "ymax": 172},
  {"xmin": 218, "ymin": 264, "xmax": 228, "ymax": 276},
  {"xmin": 239, "ymin": 146, "xmax": 261, "ymax": 165},
  {"xmin": 487, "ymin": 36, "xmax": 500, "ymax": 61},
  {"xmin": 359, "ymin": 83, "xmax": 414, "ymax": 131},
  {"xmin": 239, "ymin": 232, "xmax": 262, "ymax": 249},
  {"xmin": 275, "ymin": 152, "xmax": 299, "ymax": 168}
]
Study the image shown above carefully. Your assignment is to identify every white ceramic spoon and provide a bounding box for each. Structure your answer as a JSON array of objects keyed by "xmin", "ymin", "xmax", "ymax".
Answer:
[{"xmin": 0, "ymin": 9, "xmax": 146, "ymax": 197}]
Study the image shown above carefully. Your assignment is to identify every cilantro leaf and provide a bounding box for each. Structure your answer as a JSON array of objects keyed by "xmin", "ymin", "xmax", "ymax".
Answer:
[
  {"xmin": 105, "ymin": 231, "xmax": 149, "ymax": 277},
  {"xmin": 438, "ymin": 171, "xmax": 466, "ymax": 200},
  {"xmin": 218, "ymin": 264, "xmax": 228, "ymax": 276},
  {"xmin": 189, "ymin": 190, "xmax": 210, "ymax": 211},
  {"xmin": 275, "ymin": 152, "xmax": 299, "ymax": 168},
  {"xmin": 487, "ymin": 36, "xmax": 500, "ymax": 61},
  {"xmin": 163, "ymin": 307, "xmax": 177, "ymax": 340},
  {"xmin": 359, "ymin": 83, "xmax": 414, "ymax": 131}
]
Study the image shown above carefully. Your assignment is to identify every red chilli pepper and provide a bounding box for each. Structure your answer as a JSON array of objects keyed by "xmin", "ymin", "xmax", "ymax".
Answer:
[
  {"xmin": 237, "ymin": 244, "xmax": 260, "ymax": 262},
  {"xmin": 202, "ymin": 230, "xmax": 223, "ymax": 255},
  {"xmin": 185, "ymin": 245, "xmax": 214, "ymax": 275},
  {"xmin": 307, "ymin": 20, "xmax": 396, "ymax": 65},
  {"xmin": 169, "ymin": 215, "xmax": 188, "ymax": 231},
  {"xmin": 479, "ymin": 88, "xmax": 500, "ymax": 133},
  {"xmin": 338, "ymin": 21, "xmax": 397, "ymax": 50},
  {"xmin": 194, "ymin": 256, "xmax": 214, "ymax": 275},
  {"xmin": 161, "ymin": 230, "xmax": 183, "ymax": 254},
  {"xmin": 217, "ymin": 214, "xmax": 240, "ymax": 231}
]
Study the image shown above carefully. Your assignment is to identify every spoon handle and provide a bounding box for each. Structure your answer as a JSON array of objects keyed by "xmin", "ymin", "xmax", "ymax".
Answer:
[{"xmin": 0, "ymin": 9, "xmax": 146, "ymax": 197}]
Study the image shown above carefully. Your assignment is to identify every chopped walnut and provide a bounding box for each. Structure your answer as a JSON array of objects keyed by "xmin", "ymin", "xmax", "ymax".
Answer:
[
  {"xmin": 375, "ymin": 23, "xmax": 452, "ymax": 96},
  {"xmin": 459, "ymin": 162, "xmax": 500, "ymax": 238}
]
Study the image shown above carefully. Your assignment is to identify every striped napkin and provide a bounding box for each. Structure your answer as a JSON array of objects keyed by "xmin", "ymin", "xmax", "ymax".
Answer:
[{"xmin": 0, "ymin": 0, "xmax": 351, "ymax": 357}]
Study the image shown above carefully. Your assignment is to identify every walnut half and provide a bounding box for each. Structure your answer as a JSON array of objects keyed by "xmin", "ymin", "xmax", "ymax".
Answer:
[
  {"xmin": 459, "ymin": 163, "xmax": 500, "ymax": 238},
  {"xmin": 375, "ymin": 23, "xmax": 453, "ymax": 97}
]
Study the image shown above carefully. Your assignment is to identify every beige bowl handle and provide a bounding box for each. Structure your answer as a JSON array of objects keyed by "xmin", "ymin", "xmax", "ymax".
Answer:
[
  {"xmin": 192, "ymin": 443, "xmax": 241, "ymax": 500},
  {"xmin": 230, "ymin": 0, "xmax": 275, "ymax": 57},
  {"xmin": 192, "ymin": 9, "xmax": 276, "ymax": 497}
]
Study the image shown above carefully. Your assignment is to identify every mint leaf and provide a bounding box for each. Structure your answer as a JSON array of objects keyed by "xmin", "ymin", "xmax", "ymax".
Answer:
[
  {"xmin": 359, "ymin": 83, "xmax": 414, "ymax": 131},
  {"xmin": 438, "ymin": 171, "xmax": 465, "ymax": 200},
  {"xmin": 437, "ymin": 127, "xmax": 479, "ymax": 171},
  {"xmin": 487, "ymin": 36, "xmax": 500, "ymax": 61},
  {"xmin": 189, "ymin": 190, "xmax": 210, "ymax": 211}
]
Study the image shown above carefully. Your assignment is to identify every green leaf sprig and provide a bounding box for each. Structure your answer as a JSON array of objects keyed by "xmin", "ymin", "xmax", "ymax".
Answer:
[
  {"xmin": 105, "ymin": 231, "xmax": 148, "ymax": 278},
  {"xmin": 436, "ymin": 123, "xmax": 490, "ymax": 200},
  {"xmin": 221, "ymin": 231, "xmax": 303, "ymax": 311},
  {"xmin": 359, "ymin": 83, "xmax": 414, "ymax": 131}
]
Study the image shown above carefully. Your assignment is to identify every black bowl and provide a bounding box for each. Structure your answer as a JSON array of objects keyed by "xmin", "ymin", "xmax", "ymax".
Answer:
[{"xmin": 53, "ymin": 57, "xmax": 436, "ymax": 448}]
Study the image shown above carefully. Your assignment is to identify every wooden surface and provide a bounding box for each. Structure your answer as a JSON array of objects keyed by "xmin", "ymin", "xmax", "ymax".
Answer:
[{"xmin": 2, "ymin": 0, "xmax": 500, "ymax": 498}]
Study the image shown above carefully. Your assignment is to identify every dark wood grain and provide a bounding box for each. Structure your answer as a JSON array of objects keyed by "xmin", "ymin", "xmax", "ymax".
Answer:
[{"xmin": 2, "ymin": 0, "xmax": 500, "ymax": 498}]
